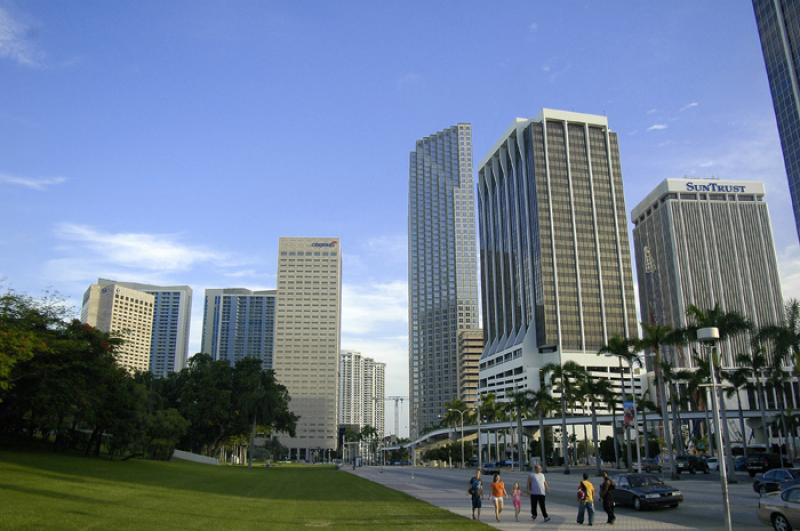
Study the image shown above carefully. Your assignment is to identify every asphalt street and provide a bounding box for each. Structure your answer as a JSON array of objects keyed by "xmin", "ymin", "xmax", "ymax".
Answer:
[{"xmin": 347, "ymin": 466, "xmax": 767, "ymax": 530}]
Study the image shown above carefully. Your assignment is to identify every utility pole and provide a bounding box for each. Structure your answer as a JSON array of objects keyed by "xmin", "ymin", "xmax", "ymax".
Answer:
[{"xmin": 385, "ymin": 396, "xmax": 408, "ymax": 438}]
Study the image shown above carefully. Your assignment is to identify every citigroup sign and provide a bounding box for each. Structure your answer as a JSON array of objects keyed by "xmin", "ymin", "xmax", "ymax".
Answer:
[
  {"xmin": 311, "ymin": 241, "xmax": 337, "ymax": 248},
  {"xmin": 685, "ymin": 182, "xmax": 746, "ymax": 193}
]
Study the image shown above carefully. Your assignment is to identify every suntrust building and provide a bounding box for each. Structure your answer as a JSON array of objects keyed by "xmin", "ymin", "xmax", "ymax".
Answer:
[{"xmin": 632, "ymin": 178, "xmax": 784, "ymax": 368}]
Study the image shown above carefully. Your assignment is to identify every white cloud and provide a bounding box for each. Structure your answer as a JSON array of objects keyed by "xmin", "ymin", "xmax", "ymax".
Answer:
[
  {"xmin": 529, "ymin": 22, "xmax": 538, "ymax": 33},
  {"xmin": 1, "ymin": 174, "xmax": 65, "ymax": 190},
  {"xmin": 647, "ymin": 123, "xmax": 668, "ymax": 132},
  {"xmin": 646, "ymin": 108, "xmax": 658, "ymax": 115},
  {"xmin": 54, "ymin": 223, "xmax": 223, "ymax": 273},
  {"xmin": 342, "ymin": 280, "xmax": 407, "ymax": 335},
  {"xmin": 680, "ymin": 101, "xmax": 700, "ymax": 112},
  {"xmin": 778, "ymin": 245, "xmax": 800, "ymax": 301},
  {"xmin": 0, "ymin": 7, "xmax": 43, "ymax": 67}
]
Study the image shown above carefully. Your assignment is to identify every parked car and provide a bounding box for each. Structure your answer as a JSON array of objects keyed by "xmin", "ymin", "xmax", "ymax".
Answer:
[
  {"xmin": 753, "ymin": 469, "xmax": 800, "ymax": 495},
  {"xmin": 758, "ymin": 484, "xmax": 800, "ymax": 530},
  {"xmin": 749, "ymin": 454, "xmax": 793, "ymax": 478},
  {"xmin": 735, "ymin": 455, "xmax": 748, "ymax": 471},
  {"xmin": 482, "ymin": 462, "xmax": 500, "ymax": 475},
  {"xmin": 639, "ymin": 458, "xmax": 662, "ymax": 473},
  {"xmin": 675, "ymin": 454, "xmax": 709, "ymax": 474},
  {"xmin": 706, "ymin": 457, "xmax": 719, "ymax": 472},
  {"xmin": 611, "ymin": 474, "xmax": 683, "ymax": 511}
]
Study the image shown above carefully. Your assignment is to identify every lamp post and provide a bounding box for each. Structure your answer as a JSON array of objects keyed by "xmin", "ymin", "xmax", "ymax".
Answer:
[
  {"xmin": 605, "ymin": 352, "xmax": 643, "ymax": 473},
  {"xmin": 698, "ymin": 327, "xmax": 732, "ymax": 531},
  {"xmin": 476, "ymin": 400, "xmax": 483, "ymax": 472},
  {"xmin": 448, "ymin": 408, "xmax": 467, "ymax": 469}
]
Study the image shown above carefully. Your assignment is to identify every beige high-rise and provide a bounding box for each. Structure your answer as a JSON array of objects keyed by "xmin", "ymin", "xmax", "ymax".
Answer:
[
  {"xmin": 273, "ymin": 237, "xmax": 342, "ymax": 459},
  {"xmin": 81, "ymin": 283, "xmax": 155, "ymax": 373},
  {"xmin": 457, "ymin": 329, "xmax": 483, "ymax": 409}
]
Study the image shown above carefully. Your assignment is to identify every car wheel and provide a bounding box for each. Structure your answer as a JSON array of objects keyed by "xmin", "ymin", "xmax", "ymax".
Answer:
[
  {"xmin": 773, "ymin": 513, "xmax": 792, "ymax": 531},
  {"xmin": 761, "ymin": 486, "xmax": 767, "ymax": 495},
  {"xmin": 633, "ymin": 497, "xmax": 643, "ymax": 511},
  {"xmin": 750, "ymin": 471, "xmax": 756, "ymax": 478}
]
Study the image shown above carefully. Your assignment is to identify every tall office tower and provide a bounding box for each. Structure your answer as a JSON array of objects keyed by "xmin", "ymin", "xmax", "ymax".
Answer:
[
  {"xmin": 632, "ymin": 178, "xmax": 784, "ymax": 367},
  {"xmin": 408, "ymin": 123, "xmax": 479, "ymax": 437},
  {"xmin": 338, "ymin": 351, "xmax": 386, "ymax": 437},
  {"xmin": 273, "ymin": 237, "xmax": 342, "ymax": 460},
  {"xmin": 363, "ymin": 357, "xmax": 386, "ymax": 437},
  {"xmin": 200, "ymin": 288, "xmax": 277, "ymax": 369},
  {"xmin": 477, "ymin": 109, "xmax": 638, "ymax": 400},
  {"xmin": 753, "ymin": 0, "xmax": 800, "ymax": 240},
  {"xmin": 97, "ymin": 279, "xmax": 192, "ymax": 377},
  {"xmin": 81, "ymin": 282, "xmax": 155, "ymax": 373},
  {"xmin": 457, "ymin": 329, "xmax": 483, "ymax": 409}
]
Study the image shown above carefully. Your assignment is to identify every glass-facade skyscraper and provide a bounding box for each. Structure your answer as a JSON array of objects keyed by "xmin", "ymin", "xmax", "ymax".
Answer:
[
  {"xmin": 477, "ymin": 109, "xmax": 637, "ymax": 401},
  {"xmin": 408, "ymin": 123, "xmax": 479, "ymax": 437},
  {"xmin": 97, "ymin": 278, "xmax": 192, "ymax": 377},
  {"xmin": 753, "ymin": 0, "xmax": 800, "ymax": 240},
  {"xmin": 201, "ymin": 288, "xmax": 276, "ymax": 369}
]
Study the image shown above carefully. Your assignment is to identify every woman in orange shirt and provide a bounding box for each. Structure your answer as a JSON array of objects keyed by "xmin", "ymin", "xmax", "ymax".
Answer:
[{"xmin": 490, "ymin": 472, "xmax": 508, "ymax": 522}]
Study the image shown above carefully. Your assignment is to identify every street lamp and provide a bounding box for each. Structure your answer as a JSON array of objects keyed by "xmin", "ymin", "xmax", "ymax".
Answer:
[
  {"xmin": 698, "ymin": 327, "xmax": 732, "ymax": 531},
  {"xmin": 604, "ymin": 351, "xmax": 643, "ymax": 473},
  {"xmin": 448, "ymin": 408, "xmax": 467, "ymax": 469}
]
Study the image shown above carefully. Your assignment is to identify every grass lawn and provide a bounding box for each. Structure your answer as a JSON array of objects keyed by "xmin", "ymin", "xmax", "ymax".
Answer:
[{"xmin": 0, "ymin": 450, "xmax": 487, "ymax": 530}]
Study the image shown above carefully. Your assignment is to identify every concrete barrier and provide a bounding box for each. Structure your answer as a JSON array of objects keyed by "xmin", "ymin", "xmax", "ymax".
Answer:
[{"xmin": 172, "ymin": 449, "xmax": 219, "ymax": 465}]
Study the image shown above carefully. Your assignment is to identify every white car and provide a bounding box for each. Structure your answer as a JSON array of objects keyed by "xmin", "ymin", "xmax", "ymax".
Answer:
[{"xmin": 706, "ymin": 457, "xmax": 719, "ymax": 471}]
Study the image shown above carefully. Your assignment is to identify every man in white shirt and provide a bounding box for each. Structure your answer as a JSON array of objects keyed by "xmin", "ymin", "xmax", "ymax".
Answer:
[{"xmin": 527, "ymin": 464, "xmax": 551, "ymax": 522}]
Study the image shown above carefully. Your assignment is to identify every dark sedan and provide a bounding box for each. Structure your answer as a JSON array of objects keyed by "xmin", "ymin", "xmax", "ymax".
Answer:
[
  {"xmin": 612, "ymin": 474, "xmax": 684, "ymax": 511},
  {"xmin": 753, "ymin": 468, "xmax": 800, "ymax": 494}
]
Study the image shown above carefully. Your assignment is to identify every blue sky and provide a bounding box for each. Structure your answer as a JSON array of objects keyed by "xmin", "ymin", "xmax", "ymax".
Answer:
[{"xmin": 1, "ymin": 1, "xmax": 796, "ymax": 437}]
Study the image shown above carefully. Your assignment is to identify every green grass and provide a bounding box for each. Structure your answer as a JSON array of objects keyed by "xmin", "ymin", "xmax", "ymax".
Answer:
[{"xmin": 0, "ymin": 451, "xmax": 486, "ymax": 530}]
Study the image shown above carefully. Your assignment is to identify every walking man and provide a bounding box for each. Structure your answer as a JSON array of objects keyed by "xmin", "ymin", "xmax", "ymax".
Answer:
[
  {"xmin": 469, "ymin": 470, "xmax": 483, "ymax": 520},
  {"xmin": 576, "ymin": 473, "xmax": 596, "ymax": 525},
  {"xmin": 527, "ymin": 464, "xmax": 551, "ymax": 522},
  {"xmin": 600, "ymin": 471, "xmax": 616, "ymax": 525}
]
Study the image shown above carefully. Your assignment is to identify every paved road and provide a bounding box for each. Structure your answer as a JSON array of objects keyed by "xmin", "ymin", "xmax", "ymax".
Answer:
[{"xmin": 348, "ymin": 466, "xmax": 767, "ymax": 530}]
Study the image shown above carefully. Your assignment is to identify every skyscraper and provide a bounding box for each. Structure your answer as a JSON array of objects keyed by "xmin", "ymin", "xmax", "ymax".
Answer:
[
  {"xmin": 477, "ymin": 109, "xmax": 637, "ymax": 399},
  {"xmin": 97, "ymin": 279, "xmax": 192, "ymax": 377},
  {"xmin": 338, "ymin": 350, "xmax": 386, "ymax": 437},
  {"xmin": 408, "ymin": 123, "xmax": 479, "ymax": 437},
  {"xmin": 200, "ymin": 288, "xmax": 276, "ymax": 369},
  {"xmin": 81, "ymin": 282, "xmax": 155, "ymax": 373},
  {"xmin": 753, "ymin": 0, "xmax": 800, "ymax": 239},
  {"xmin": 632, "ymin": 178, "xmax": 784, "ymax": 367},
  {"xmin": 273, "ymin": 237, "xmax": 342, "ymax": 460},
  {"xmin": 457, "ymin": 329, "xmax": 483, "ymax": 409}
]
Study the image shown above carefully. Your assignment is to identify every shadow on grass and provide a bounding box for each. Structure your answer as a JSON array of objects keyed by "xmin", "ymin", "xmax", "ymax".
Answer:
[{"xmin": 0, "ymin": 450, "xmax": 414, "ymax": 503}]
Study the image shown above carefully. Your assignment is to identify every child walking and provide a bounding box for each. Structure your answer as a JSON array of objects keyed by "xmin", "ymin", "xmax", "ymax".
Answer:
[{"xmin": 511, "ymin": 482, "xmax": 522, "ymax": 521}]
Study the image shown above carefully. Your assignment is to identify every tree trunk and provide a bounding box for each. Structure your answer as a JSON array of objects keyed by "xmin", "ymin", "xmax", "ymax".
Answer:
[
  {"xmin": 539, "ymin": 412, "xmax": 547, "ymax": 472},
  {"xmin": 592, "ymin": 405, "xmax": 601, "ymax": 475},
  {"xmin": 612, "ymin": 409, "xmax": 620, "ymax": 469},
  {"xmin": 655, "ymin": 352, "xmax": 678, "ymax": 479},
  {"xmin": 736, "ymin": 390, "xmax": 748, "ymax": 461},
  {"xmin": 249, "ymin": 416, "xmax": 256, "ymax": 469},
  {"xmin": 759, "ymin": 382, "xmax": 770, "ymax": 449},
  {"xmin": 517, "ymin": 408, "xmax": 525, "ymax": 471},
  {"xmin": 561, "ymin": 392, "xmax": 570, "ymax": 473},
  {"xmin": 670, "ymin": 385, "xmax": 684, "ymax": 454},
  {"xmin": 642, "ymin": 411, "xmax": 650, "ymax": 459},
  {"xmin": 717, "ymin": 382, "xmax": 737, "ymax": 483}
]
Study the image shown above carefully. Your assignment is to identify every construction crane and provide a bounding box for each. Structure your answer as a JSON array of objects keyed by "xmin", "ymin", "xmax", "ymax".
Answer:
[{"xmin": 384, "ymin": 396, "xmax": 408, "ymax": 438}]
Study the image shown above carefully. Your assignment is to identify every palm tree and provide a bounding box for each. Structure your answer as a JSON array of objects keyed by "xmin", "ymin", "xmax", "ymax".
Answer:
[
  {"xmin": 724, "ymin": 366, "xmax": 753, "ymax": 461},
  {"xmin": 531, "ymin": 387, "xmax": 558, "ymax": 472},
  {"xmin": 759, "ymin": 299, "xmax": 800, "ymax": 370},
  {"xmin": 507, "ymin": 390, "xmax": 534, "ymax": 471},
  {"xmin": 542, "ymin": 361, "xmax": 585, "ymax": 474},
  {"xmin": 578, "ymin": 375, "xmax": 613, "ymax": 475},
  {"xmin": 637, "ymin": 322, "xmax": 682, "ymax": 479},
  {"xmin": 675, "ymin": 353, "xmax": 713, "ymax": 454},
  {"xmin": 735, "ymin": 347, "xmax": 771, "ymax": 451},
  {"xmin": 660, "ymin": 361, "xmax": 686, "ymax": 455},
  {"xmin": 598, "ymin": 335, "xmax": 640, "ymax": 470},
  {"xmin": 605, "ymin": 391, "xmax": 622, "ymax": 469},
  {"xmin": 767, "ymin": 363, "xmax": 795, "ymax": 461},
  {"xmin": 479, "ymin": 393, "xmax": 504, "ymax": 463},
  {"xmin": 638, "ymin": 389, "xmax": 660, "ymax": 460},
  {"xmin": 683, "ymin": 304, "xmax": 751, "ymax": 480}
]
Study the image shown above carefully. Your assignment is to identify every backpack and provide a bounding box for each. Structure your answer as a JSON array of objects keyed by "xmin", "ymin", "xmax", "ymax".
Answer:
[{"xmin": 577, "ymin": 487, "xmax": 586, "ymax": 501}]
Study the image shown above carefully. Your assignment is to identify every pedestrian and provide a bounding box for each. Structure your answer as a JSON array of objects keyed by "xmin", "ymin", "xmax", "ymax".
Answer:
[
  {"xmin": 600, "ymin": 471, "xmax": 616, "ymax": 525},
  {"xmin": 468, "ymin": 470, "xmax": 484, "ymax": 521},
  {"xmin": 511, "ymin": 482, "xmax": 522, "ymax": 521},
  {"xmin": 490, "ymin": 472, "xmax": 508, "ymax": 522},
  {"xmin": 576, "ymin": 473, "xmax": 596, "ymax": 526},
  {"xmin": 527, "ymin": 464, "xmax": 551, "ymax": 522}
]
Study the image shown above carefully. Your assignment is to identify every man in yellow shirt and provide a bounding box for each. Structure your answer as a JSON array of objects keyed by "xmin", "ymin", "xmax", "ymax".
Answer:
[{"xmin": 577, "ymin": 473, "xmax": 596, "ymax": 525}]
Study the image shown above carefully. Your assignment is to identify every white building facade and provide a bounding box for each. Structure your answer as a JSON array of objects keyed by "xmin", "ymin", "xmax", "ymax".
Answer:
[{"xmin": 273, "ymin": 237, "xmax": 342, "ymax": 460}]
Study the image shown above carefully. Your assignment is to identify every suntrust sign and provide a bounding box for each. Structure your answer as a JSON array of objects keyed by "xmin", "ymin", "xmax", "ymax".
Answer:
[
  {"xmin": 686, "ymin": 182, "xmax": 746, "ymax": 193},
  {"xmin": 311, "ymin": 241, "xmax": 337, "ymax": 248}
]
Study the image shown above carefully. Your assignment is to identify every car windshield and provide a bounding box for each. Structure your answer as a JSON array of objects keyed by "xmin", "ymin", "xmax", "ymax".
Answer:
[
  {"xmin": 789, "ymin": 470, "xmax": 800, "ymax": 479},
  {"xmin": 629, "ymin": 475, "xmax": 665, "ymax": 488}
]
